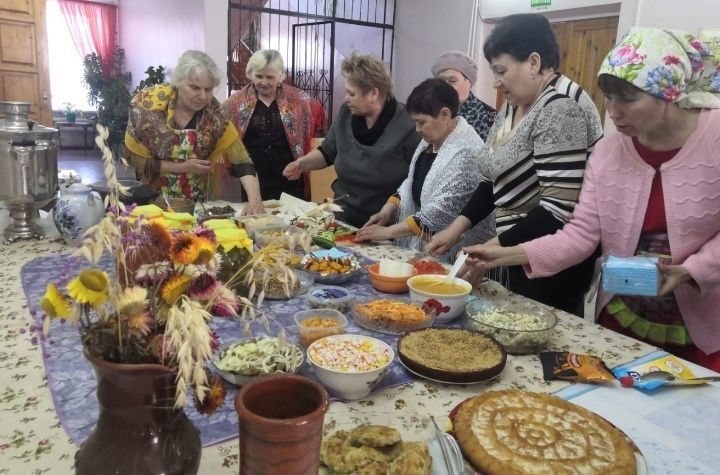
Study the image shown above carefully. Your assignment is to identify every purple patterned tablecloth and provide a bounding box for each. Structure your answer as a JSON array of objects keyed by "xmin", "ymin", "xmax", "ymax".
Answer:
[{"xmin": 20, "ymin": 252, "xmax": 437, "ymax": 448}]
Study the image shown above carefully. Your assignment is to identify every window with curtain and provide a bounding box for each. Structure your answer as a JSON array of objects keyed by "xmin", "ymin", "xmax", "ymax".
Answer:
[
  {"xmin": 47, "ymin": 0, "xmax": 91, "ymax": 110},
  {"xmin": 46, "ymin": 0, "xmax": 118, "ymax": 112}
]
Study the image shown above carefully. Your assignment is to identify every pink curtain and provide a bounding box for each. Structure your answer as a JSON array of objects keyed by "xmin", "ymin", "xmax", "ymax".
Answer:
[{"xmin": 58, "ymin": 0, "xmax": 117, "ymax": 77}]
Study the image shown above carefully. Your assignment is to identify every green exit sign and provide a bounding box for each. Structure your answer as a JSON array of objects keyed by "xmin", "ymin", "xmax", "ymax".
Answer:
[{"xmin": 531, "ymin": 0, "xmax": 552, "ymax": 7}]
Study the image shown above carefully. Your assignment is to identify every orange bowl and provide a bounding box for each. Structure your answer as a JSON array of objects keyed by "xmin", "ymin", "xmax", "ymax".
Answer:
[{"xmin": 366, "ymin": 262, "xmax": 417, "ymax": 293}]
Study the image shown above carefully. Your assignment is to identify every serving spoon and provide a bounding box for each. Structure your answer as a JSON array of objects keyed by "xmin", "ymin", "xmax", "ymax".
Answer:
[
  {"xmin": 429, "ymin": 251, "xmax": 469, "ymax": 288},
  {"xmin": 638, "ymin": 370, "xmax": 720, "ymax": 384}
]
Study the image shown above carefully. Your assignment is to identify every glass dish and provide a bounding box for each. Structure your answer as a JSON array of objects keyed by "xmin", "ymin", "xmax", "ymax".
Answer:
[
  {"xmin": 256, "ymin": 270, "xmax": 313, "ymax": 300},
  {"xmin": 305, "ymin": 285, "xmax": 355, "ymax": 312},
  {"xmin": 254, "ymin": 225, "xmax": 308, "ymax": 250},
  {"xmin": 211, "ymin": 336, "xmax": 304, "ymax": 386},
  {"xmin": 319, "ymin": 411, "xmax": 465, "ymax": 475},
  {"xmin": 300, "ymin": 253, "xmax": 361, "ymax": 284},
  {"xmin": 350, "ymin": 297, "xmax": 435, "ymax": 335},
  {"xmin": 236, "ymin": 214, "xmax": 286, "ymax": 239},
  {"xmin": 465, "ymin": 298, "xmax": 558, "ymax": 354}
]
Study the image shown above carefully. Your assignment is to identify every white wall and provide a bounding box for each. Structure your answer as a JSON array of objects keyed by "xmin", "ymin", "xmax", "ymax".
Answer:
[
  {"xmin": 481, "ymin": 0, "xmax": 621, "ymax": 21},
  {"xmin": 118, "ymin": 0, "xmax": 206, "ymax": 91},
  {"xmin": 393, "ymin": 0, "xmax": 477, "ymax": 102},
  {"xmin": 618, "ymin": 0, "xmax": 719, "ymax": 37},
  {"xmin": 204, "ymin": 0, "xmax": 229, "ymax": 100}
]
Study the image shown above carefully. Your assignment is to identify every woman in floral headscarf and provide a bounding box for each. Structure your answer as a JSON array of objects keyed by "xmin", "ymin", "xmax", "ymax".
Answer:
[
  {"xmin": 461, "ymin": 27, "xmax": 720, "ymax": 370},
  {"xmin": 125, "ymin": 50, "xmax": 264, "ymax": 215}
]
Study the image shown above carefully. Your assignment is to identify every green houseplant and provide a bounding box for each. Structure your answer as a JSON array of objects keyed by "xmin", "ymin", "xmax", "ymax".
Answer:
[
  {"xmin": 83, "ymin": 48, "xmax": 132, "ymax": 155},
  {"xmin": 62, "ymin": 102, "xmax": 81, "ymax": 123},
  {"xmin": 83, "ymin": 48, "xmax": 166, "ymax": 157}
]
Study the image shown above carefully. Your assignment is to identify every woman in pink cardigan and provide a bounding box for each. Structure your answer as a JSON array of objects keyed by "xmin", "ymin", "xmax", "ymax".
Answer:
[{"xmin": 462, "ymin": 28, "xmax": 720, "ymax": 370}]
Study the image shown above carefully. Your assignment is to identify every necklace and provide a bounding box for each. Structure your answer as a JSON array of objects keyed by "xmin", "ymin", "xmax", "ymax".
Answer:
[{"xmin": 432, "ymin": 144, "xmax": 440, "ymax": 153}]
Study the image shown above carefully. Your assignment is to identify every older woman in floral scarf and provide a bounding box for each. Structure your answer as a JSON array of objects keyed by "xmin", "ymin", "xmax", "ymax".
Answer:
[
  {"xmin": 125, "ymin": 50, "xmax": 264, "ymax": 214},
  {"xmin": 223, "ymin": 50, "xmax": 314, "ymax": 200},
  {"xmin": 462, "ymin": 28, "xmax": 720, "ymax": 370}
]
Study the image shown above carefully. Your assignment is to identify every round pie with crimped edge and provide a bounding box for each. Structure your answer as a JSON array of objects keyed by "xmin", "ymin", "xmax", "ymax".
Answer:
[{"xmin": 453, "ymin": 390, "xmax": 636, "ymax": 475}]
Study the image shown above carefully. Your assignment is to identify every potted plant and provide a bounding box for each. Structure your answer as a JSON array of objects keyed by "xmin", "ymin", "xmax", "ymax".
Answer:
[
  {"xmin": 83, "ymin": 47, "xmax": 166, "ymax": 157},
  {"xmin": 38, "ymin": 125, "xmax": 283, "ymax": 474},
  {"xmin": 62, "ymin": 102, "xmax": 81, "ymax": 123}
]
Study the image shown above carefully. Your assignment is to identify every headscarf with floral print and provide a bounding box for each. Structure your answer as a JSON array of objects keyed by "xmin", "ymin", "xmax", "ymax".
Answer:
[{"xmin": 598, "ymin": 27, "xmax": 720, "ymax": 108}]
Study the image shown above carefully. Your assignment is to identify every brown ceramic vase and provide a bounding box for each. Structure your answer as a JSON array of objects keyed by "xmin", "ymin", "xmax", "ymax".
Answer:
[
  {"xmin": 235, "ymin": 374, "xmax": 329, "ymax": 475},
  {"xmin": 74, "ymin": 350, "xmax": 201, "ymax": 475}
]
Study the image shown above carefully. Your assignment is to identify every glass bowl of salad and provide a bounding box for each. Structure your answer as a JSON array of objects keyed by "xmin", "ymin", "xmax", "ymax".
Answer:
[
  {"xmin": 465, "ymin": 298, "xmax": 558, "ymax": 354},
  {"xmin": 211, "ymin": 335, "xmax": 305, "ymax": 386}
]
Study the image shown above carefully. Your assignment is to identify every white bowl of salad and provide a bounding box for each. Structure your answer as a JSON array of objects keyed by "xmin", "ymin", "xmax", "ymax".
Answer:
[
  {"xmin": 212, "ymin": 336, "xmax": 304, "ymax": 386},
  {"xmin": 306, "ymin": 334, "xmax": 394, "ymax": 400}
]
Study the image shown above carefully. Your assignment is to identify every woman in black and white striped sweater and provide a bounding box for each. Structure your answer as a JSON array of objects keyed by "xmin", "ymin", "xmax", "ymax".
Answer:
[{"xmin": 427, "ymin": 14, "xmax": 603, "ymax": 316}]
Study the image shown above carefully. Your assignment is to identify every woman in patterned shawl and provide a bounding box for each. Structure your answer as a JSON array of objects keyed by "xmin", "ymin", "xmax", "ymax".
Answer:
[
  {"xmin": 431, "ymin": 50, "xmax": 497, "ymax": 141},
  {"xmin": 222, "ymin": 50, "xmax": 314, "ymax": 200},
  {"xmin": 125, "ymin": 50, "xmax": 264, "ymax": 215},
  {"xmin": 356, "ymin": 79, "xmax": 486, "ymax": 252}
]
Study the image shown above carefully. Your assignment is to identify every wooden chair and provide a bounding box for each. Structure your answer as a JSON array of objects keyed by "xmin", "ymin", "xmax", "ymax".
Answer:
[{"xmin": 309, "ymin": 138, "xmax": 336, "ymax": 203}]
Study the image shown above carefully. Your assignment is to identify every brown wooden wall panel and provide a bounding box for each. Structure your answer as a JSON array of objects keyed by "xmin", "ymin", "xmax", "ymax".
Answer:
[
  {"xmin": 1, "ymin": 71, "xmax": 39, "ymax": 108},
  {"xmin": 552, "ymin": 16, "xmax": 618, "ymax": 124},
  {"xmin": 0, "ymin": 0, "xmax": 34, "ymax": 19},
  {"xmin": 0, "ymin": 21, "xmax": 36, "ymax": 65}
]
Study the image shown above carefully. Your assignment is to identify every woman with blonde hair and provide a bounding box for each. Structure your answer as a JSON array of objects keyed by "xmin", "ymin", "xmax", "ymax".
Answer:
[
  {"xmin": 283, "ymin": 52, "xmax": 420, "ymax": 228},
  {"xmin": 223, "ymin": 49, "xmax": 314, "ymax": 199},
  {"xmin": 125, "ymin": 49, "xmax": 264, "ymax": 214}
]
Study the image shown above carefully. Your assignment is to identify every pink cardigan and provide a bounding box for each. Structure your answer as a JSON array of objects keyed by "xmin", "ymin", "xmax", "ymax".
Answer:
[{"xmin": 522, "ymin": 108, "xmax": 720, "ymax": 353}]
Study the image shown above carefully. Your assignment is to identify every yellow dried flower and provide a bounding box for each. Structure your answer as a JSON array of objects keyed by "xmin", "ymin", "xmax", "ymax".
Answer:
[
  {"xmin": 67, "ymin": 268, "xmax": 110, "ymax": 307},
  {"xmin": 40, "ymin": 283, "xmax": 72, "ymax": 319},
  {"xmin": 161, "ymin": 274, "xmax": 190, "ymax": 305},
  {"xmin": 112, "ymin": 286, "xmax": 147, "ymax": 315},
  {"xmin": 170, "ymin": 234, "xmax": 201, "ymax": 265}
]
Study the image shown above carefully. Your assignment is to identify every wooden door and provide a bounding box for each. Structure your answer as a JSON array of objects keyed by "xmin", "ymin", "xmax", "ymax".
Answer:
[
  {"xmin": 493, "ymin": 16, "xmax": 618, "ymax": 123},
  {"xmin": 552, "ymin": 16, "xmax": 618, "ymax": 124},
  {"xmin": 0, "ymin": 0, "xmax": 52, "ymax": 126}
]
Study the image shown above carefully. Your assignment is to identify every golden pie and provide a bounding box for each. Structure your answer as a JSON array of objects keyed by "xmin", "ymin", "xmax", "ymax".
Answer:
[
  {"xmin": 397, "ymin": 328, "xmax": 506, "ymax": 383},
  {"xmin": 453, "ymin": 390, "xmax": 636, "ymax": 475}
]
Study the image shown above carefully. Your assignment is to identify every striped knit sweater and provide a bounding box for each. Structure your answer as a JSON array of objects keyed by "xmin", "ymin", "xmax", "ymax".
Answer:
[
  {"xmin": 462, "ymin": 74, "xmax": 603, "ymax": 244},
  {"xmin": 522, "ymin": 109, "xmax": 720, "ymax": 353}
]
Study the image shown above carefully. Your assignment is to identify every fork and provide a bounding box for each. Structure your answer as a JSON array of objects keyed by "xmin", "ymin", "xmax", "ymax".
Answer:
[{"xmin": 430, "ymin": 416, "xmax": 467, "ymax": 474}]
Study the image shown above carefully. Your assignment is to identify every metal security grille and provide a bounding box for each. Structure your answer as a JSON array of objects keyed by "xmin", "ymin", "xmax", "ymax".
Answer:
[{"xmin": 228, "ymin": 0, "xmax": 396, "ymax": 135}]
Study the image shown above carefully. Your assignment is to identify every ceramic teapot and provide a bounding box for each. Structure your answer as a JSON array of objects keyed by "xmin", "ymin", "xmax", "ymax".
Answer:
[{"xmin": 53, "ymin": 183, "xmax": 105, "ymax": 244}]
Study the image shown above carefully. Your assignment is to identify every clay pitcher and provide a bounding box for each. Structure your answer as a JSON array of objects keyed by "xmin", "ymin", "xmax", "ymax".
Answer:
[
  {"xmin": 75, "ymin": 350, "xmax": 201, "ymax": 475},
  {"xmin": 235, "ymin": 374, "xmax": 329, "ymax": 475}
]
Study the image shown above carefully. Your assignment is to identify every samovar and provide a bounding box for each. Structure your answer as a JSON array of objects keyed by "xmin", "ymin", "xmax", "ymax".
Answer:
[{"xmin": 0, "ymin": 101, "xmax": 59, "ymax": 243}]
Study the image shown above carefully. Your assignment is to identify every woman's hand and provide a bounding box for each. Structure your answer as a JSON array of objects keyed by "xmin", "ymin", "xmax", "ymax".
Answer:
[
  {"xmin": 355, "ymin": 224, "xmax": 393, "ymax": 242},
  {"xmin": 283, "ymin": 160, "xmax": 302, "ymax": 180},
  {"xmin": 362, "ymin": 203, "xmax": 397, "ymax": 228},
  {"xmin": 657, "ymin": 264, "xmax": 694, "ymax": 297},
  {"xmin": 426, "ymin": 216, "xmax": 472, "ymax": 255},
  {"xmin": 426, "ymin": 228, "xmax": 461, "ymax": 255},
  {"xmin": 242, "ymin": 200, "xmax": 265, "ymax": 216},
  {"xmin": 462, "ymin": 242, "xmax": 529, "ymax": 269},
  {"xmin": 182, "ymin": 159, "xmax": 212, "ymax": 175}
]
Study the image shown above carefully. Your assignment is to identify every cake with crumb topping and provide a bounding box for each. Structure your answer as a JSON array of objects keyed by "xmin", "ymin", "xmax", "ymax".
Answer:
[{"xmin": 397, "ymin": 328, "xmax": 506, "ymax": 383}]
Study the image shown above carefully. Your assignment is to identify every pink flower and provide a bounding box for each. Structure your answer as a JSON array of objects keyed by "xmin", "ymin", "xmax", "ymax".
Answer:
[
  {"xmin": 609, "ymin": 44, "xmax": 646, "ymax": 67},
  {"xmin": 663, "ymin": 55, "xmax": 681, "ymax": 66}
]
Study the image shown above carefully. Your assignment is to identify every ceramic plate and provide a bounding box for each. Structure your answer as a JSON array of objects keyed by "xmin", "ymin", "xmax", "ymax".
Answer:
[{"xmin": 398, "ymin": 358, "xmax": 503, "ymax": 386}]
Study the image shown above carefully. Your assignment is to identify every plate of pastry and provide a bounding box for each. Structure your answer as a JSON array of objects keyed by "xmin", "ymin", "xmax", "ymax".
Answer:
[{"xmin": 450, "ymin": 389, "xmax": 647, "ymax": 475}]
